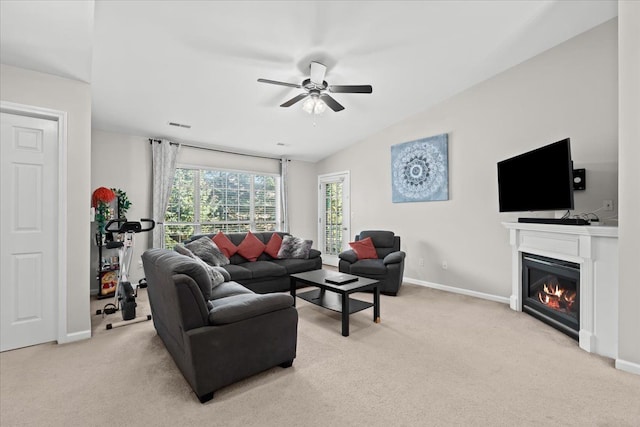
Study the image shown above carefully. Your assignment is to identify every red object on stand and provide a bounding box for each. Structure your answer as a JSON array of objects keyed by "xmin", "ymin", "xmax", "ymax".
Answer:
[{"xmin": 91, "ymin": 187, "xmax": 115, "ymax": 207}]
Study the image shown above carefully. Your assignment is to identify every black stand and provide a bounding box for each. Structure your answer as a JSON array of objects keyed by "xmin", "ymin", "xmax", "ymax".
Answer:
[{"xmin": 96, "ymin": 233, "xmax": 123, "ymax": 299}]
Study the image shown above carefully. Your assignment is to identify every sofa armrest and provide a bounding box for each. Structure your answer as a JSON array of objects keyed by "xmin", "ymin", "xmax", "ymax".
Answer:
[
  {"xmin": 308, "ymin": 248, "xmax": 322, "ymax": 259},
  {"xmin": 208, "ymin": 293, "xmax": 294, "ymax": 325},
  {"xmin": 383, "ymin": 251, "xmax": 406, "ymax": 265},
  {"xmin": 173, "ymin": 273, "xmax": 210, "ymax": 331},
  {"xmin": 338, "ymin": 249, "xmax": 358, "ymax": 264}
]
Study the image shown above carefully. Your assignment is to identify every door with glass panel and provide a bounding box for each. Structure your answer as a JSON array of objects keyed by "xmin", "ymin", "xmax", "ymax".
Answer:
[{"xmin": 318, "ymin": 172, "xmax": 350, "ymax": 267}]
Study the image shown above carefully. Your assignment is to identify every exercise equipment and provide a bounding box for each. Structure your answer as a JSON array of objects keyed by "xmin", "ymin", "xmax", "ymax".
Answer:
[{"xmin": 96, "ymin": 218, "xmax": 155, "ymax": 329}]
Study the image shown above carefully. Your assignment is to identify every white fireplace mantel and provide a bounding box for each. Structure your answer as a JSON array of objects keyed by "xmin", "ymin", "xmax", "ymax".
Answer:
[{"xmin": 503, "ymin": 222, "xmax": 619, "ymax": 358}]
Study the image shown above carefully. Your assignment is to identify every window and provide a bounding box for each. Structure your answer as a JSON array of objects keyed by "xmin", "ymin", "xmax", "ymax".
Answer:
[{"xmin": 164, "ymin": 168, "xmax": 280, "ymax": 248}]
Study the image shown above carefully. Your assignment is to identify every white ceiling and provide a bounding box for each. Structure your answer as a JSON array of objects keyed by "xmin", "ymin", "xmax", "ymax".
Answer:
[{"xmin": 1, "ymin": 1, "xmax": 617, "ymax": 162}]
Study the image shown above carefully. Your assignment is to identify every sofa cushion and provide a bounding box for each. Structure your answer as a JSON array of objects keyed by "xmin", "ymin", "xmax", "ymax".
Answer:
[
  {"xmin": 208, "ymin": 293, "xmax": 294, "ymax": 325},
  {"xmin": 209, "ymin": 281, "xmax": 253, "ymax": 300},
  {"xmin": 272, "ymin": 258, "xmax": 321, "ymax": 275},
  {"xmin": 213, "ymin": 231, "xmax": 238, "ymax": 259},
  {"xmin": 277, "ymin": 235, "xmax": 312, "ymax": 259},
  {"xmin": 349, "ymin": 258, "xmax": 388, "ymax": 276},
  {"xmin": 241, "ymin": 261, "xmax": 287, "ymax": 279},
  {"xmin": 236, "ymin": 231, "xmax": 266, "ymax": 262},
  {"xmin": 359, "ymin": 230, "xmax": 395, "ymax": 248},
  {"xmin": 264, "ymin": 233, "xmax": 283, "ymax": 258},
  {"xmin": 222, "ymin": 264, "xmax": 253, "ymax": 281},
  {"xmin": 185, "ymin": 236, "xmax": 230, "ymax": 266},
  {"xmin": 349, "ymin": 237, "xmax": 378, "ymax": 260}
]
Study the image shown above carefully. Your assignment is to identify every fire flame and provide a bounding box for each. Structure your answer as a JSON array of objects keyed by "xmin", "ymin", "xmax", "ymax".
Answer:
[{"xmin": 537, "ymin": 282, "xmax": 576, "ymax": 312}]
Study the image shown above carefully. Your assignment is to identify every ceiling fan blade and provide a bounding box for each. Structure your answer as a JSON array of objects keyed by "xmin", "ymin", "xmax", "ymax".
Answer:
[
  {"xmin": 310, "ymin": 61, "xmax": 327, "ymax": 85},
  {"xmin": 280, "ymin": 93, "xmax": 309, "ymax": 107},
  {"xmin": 329, "ymin": 85, "xmax": 373, "ymax": 94},
  {"xmin": 320, "ymin": 94, "xmax": 345, "ymax": 112},
  {"xmin": 258, "ymin": 78, "xmax": 302, "ymax": 89}
]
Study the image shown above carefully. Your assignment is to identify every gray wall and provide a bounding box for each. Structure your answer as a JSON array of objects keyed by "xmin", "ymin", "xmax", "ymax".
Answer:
[
  {"xmin": 90, "ymin": 130, "xmax": 152, "ymax": 290},
  {"xmin": 617, "ymin": 1, "xmax": 640, "ymax": 373},
  {"xmin": 316, "ymin": 19, "xmax": 619, "ymax": 299},
  {"xmin": 286, "ymin": 159, "xmax": 318, "ymax": 245},
  {"xmin": 1, "ymin": 64, "xmax": 92, "ymax": 337}
]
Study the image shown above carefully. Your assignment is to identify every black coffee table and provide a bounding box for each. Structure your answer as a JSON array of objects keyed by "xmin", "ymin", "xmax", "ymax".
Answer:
[{"xmin": 290, "ymin": 270, "xmax": 380, "ymax": 337}]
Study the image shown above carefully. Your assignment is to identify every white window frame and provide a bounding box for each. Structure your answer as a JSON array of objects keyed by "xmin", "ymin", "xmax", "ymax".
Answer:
[{"xmin": 165, "ymin": 164, "xmax": 281, "ymax": 243}]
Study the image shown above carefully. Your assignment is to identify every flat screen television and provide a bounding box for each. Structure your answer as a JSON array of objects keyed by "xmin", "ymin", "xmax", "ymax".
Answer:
[{"xmin": 497, "ymin": 138, "xmax": 574, "ymax": 213}]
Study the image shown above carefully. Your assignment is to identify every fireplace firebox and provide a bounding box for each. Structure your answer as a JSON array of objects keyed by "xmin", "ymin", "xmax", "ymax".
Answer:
[{"xmin": 522, "ymin": 253, "xmax": 580, "ymax": 339}]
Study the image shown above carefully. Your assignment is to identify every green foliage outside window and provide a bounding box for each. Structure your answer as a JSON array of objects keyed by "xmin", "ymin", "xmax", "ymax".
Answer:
[
  {"xmin": 165, "ymin": 169, "xmax": 195, "ymax": 224},
  {"xmin": 164, "ymin": 168, "xmax": 280, "ymax": 249},
  {"xmin": 324, "ymin": 182, "xmax": 343, "ymax": 255}
]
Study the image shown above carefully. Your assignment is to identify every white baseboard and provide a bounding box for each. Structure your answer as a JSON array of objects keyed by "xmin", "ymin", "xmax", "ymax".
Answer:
[
  {"xmin": 404, "ymin": 277, "xmax": 510, "ymax": 305},
  {"xmin": 615, "ymin": 358, "xmax": 640, "ymax": 376},
  {"xmin": 58, "ymin": 329, "xmax": 91, "ymax": 344}
]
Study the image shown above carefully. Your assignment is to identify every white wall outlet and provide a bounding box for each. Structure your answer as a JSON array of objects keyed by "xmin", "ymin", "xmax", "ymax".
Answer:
[
  {"xmin": 90, "ymin": 207, "xmax": 95, "ymax": 222},
  {"xmin": 419, "ymin": 258, "xmax": 424, "ymax": 267},
  {"xmin": 137, "ymin": 260, "xmax": 143, "ymax": 269},
  {"xmin": 441, "ymin": 260, "xmax": 448, "ymax": 270},
  {"xmin": 603, "ymin": 200, "xmax": 614, "ymax": 211}
]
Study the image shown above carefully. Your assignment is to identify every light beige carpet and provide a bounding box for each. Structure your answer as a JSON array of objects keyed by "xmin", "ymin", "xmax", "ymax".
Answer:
[{"xmin": 1, "ymin": 282, "xmax": 639, "ymax": 426}]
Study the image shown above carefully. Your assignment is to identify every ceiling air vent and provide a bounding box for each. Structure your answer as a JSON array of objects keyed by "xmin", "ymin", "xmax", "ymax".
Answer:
[{"xmin": 168, "ymin": 122, "xmax": 191, "ymax": 129}]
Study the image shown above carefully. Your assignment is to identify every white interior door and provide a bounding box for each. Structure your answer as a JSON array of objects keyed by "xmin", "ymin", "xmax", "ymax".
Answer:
[
  {"xmin": 318, "ymin": 171, "xmax": 350, "ymax": 267},
  {"xmin": 1, "ymin": 112, "xmax": 58, "ymax": 352}
]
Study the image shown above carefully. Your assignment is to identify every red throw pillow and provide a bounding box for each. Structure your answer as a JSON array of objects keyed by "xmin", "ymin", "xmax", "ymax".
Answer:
[
  {"xmin": 236, "ymin": 231, "xmax": 266, "ymax": 262},
  {"xmin": 212, "ymin": 232, "xmax": 238, "ymax": 259},
  {"xmin": 349, "ymin": 237, "xmax": 378, "ymax": 260},
  {"xmin": 264, "ymin": 233, "xmax": 283, "ymax": 258}
]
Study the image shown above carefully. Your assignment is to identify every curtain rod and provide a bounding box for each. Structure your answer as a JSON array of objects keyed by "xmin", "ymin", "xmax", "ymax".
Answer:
[{"xmin": 148, "ymin": 138, "xmax": 286, "ymax": 161}]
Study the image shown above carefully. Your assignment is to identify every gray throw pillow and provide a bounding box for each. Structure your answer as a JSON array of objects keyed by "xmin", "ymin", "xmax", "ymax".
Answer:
[
  {"xmin": 174, "ymin": 244, "xmax": 195, "ymax": 258},
  {"xmin": 277, "ymin": 235, "xmax": 312, "ymax": 259},
  {"xmin": 193, "ymin": 255, "xmax": 226, "ymax": 289},
  {"xmin": 185, "ymin": 236, "xmax": 230, "ymax": 266},
  {"xmin": 170, "ymin": 256, "xmax": 213, "ymax": 300}
]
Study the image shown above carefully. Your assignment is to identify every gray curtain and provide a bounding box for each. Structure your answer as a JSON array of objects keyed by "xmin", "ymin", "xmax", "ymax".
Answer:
[
  {"xmin": 280, "ymin": 157, "xmax": 289, "ymax": 233},
  {"xmin": 151, "ymin": 139, "xmax": 180, "ymax": 248}
]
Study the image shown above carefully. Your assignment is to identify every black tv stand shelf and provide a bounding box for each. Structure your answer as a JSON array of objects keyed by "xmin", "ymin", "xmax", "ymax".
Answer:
[{"xmin": 518, "ymin": 217, "xmax": 590, "ymax": 226}]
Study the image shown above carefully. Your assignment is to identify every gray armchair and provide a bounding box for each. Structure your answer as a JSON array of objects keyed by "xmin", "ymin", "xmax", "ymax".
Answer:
[{"xmin": 338, "ymin": 230, "xmax": 406, "ymax": 296}]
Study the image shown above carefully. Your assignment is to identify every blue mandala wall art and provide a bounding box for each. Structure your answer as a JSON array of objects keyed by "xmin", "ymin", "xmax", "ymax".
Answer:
[{"xmin": 391, "ymin": 133, "xmax": 449, "ymax": 203}]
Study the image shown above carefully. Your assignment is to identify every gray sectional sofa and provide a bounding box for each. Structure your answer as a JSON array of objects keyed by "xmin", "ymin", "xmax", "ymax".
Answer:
[
  {"xmin": 183, "ymin": 231, "xmax": 322, "ymax": 293},
  {"xmin": 142, "ymin": 248, "xmax": 298, "ymax": 403}
]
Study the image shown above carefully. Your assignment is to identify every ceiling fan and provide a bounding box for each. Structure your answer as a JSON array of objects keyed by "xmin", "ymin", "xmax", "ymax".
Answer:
[{"xmin": 257, "ymin": 61, "xmax": 373, "ymax": 114}]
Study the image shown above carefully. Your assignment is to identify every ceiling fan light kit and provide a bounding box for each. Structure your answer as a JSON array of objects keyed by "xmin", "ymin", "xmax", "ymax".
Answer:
[
  {"xmin": 258, "ymin": 61, "xmax": 372, "ymax": 114},
  {"xmin": 302, "ymin": 95, "xmax": 327, "ymax": 115}
]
